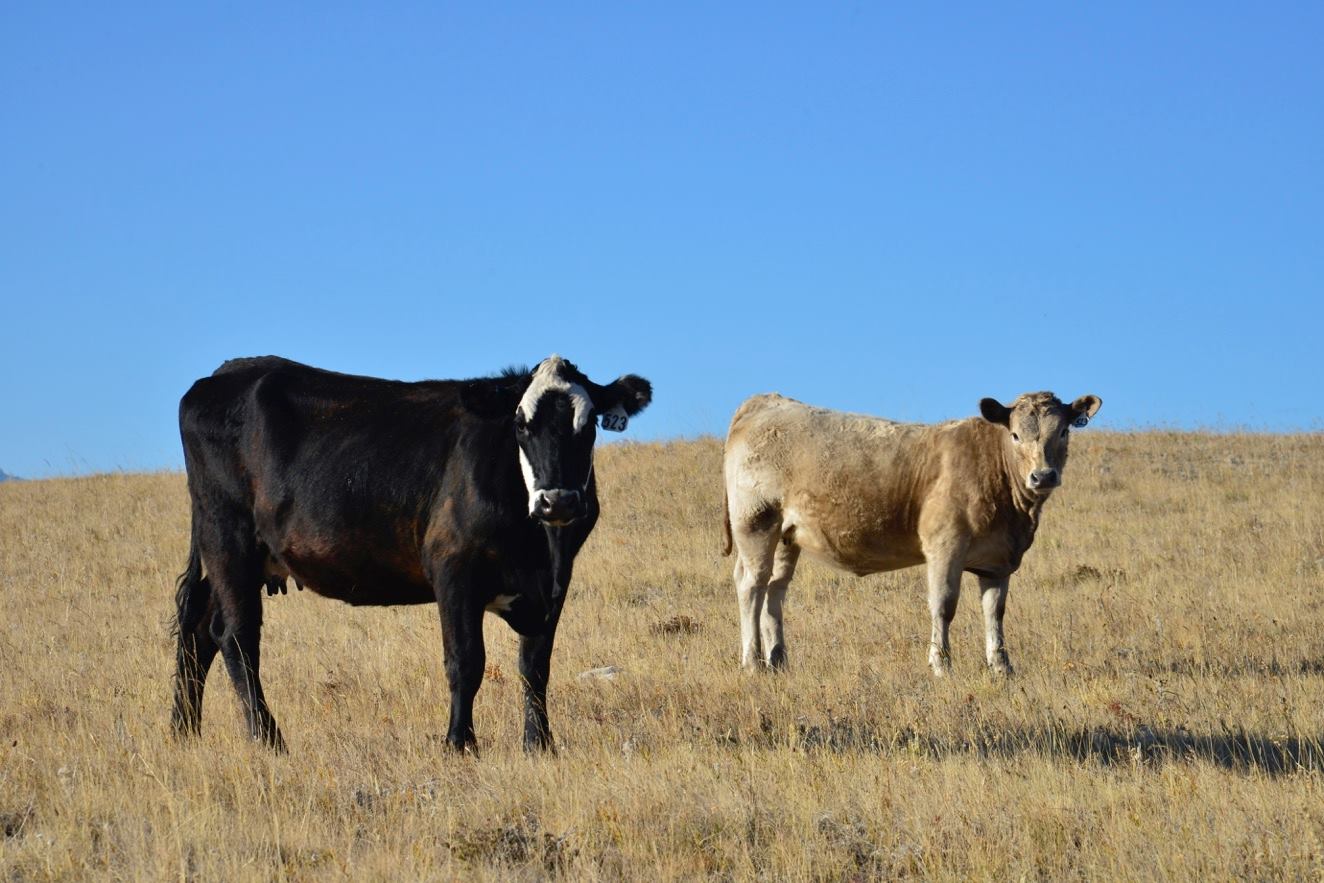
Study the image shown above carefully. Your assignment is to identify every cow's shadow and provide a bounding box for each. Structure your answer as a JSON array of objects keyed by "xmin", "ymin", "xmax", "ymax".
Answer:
[{"xmin": 785, "ymin": 718, "xmax": 1324, "ymax": 776}]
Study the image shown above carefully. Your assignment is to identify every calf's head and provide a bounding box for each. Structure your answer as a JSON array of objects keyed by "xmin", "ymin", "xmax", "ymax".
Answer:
[
  {"xmin": 469, "ymin": 355, "xmax": 651, "ymax": 525},
  {"xmin": 980, "ymin": 391, "xmax": 1102, "ymax": 495}
]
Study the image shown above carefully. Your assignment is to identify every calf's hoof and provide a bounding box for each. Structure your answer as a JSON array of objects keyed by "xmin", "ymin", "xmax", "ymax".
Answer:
[
  {"xmin": 988, "ymin": 653, "xmax": 1014, "ymax": 677},
  {"xmin": 765, "ymin": 645, "xmax": 788, "ymax": 671},
  {"xmin": 928, "ymin": 653, "xmax": 952, "ymax": 678}
]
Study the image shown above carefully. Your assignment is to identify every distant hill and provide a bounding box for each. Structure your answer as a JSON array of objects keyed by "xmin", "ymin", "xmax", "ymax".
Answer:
[{"xmin": 0, "ymin": 469, "xmax": 20, "ymax": 482}]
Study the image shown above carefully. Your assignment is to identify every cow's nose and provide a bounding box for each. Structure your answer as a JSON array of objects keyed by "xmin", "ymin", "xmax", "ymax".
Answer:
[
  {"xmin": 1028, "ymin": 468, "xmax": 1059, "ymax": 489},
  {"xmin": 532, "ymin": 489, "xmax": 584, "ymax": 523}
]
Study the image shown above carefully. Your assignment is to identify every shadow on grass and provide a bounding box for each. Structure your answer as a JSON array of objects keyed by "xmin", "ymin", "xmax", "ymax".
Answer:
[
  {"xmin": 1145, "ymin": 656, "xmax": 1324, "ymax": 678},
  {"xmin": 740, "ymin": 717, "xmax": 1324, "ymax": 776}
]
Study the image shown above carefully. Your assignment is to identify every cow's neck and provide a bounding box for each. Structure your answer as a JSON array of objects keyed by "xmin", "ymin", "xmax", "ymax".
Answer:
[
  {"xmin": 468, "ymin": 418, "xmax": 527, "ymax": 515},
  {"xmin": 1000, "ymin": 443, "xmax": 1046, "ymax": 527}
]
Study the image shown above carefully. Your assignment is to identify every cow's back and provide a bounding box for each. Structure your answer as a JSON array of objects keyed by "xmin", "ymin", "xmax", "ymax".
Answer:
[
  {"xmin": 179, "ymin": 358, "xmax": 360, "ymax": 502},
  {"xmin": 178, "ymin": 358, "xmax": 486, "ymax": 604},
  {"xmin": 178, "ymin": 360, "xmax": 282, "ymax": 507},
  {"xmin": 727, "ymin": 395, "xmax": 931, "ymax": 570},
  {"xmin": 725, "ymin": 394, "xmax": 1017, "ymax": 574}
]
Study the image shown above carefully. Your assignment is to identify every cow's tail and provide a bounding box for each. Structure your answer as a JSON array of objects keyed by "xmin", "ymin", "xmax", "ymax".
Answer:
[
  {"xmin": 721, "ymin": 489, "xmax": 733, "ymax": 557},
  {"xmin": 171, "ymin": 510, "xmax": 211, "ymax": 640}
]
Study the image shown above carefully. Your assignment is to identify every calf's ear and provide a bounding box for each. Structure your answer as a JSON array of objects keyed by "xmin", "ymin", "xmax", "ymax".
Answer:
[
  {"xmin": 460, "ymin": 379, "xmax": 524, "ymax": 419},
  {"xmin": 595, "ymin": 375, "xmax": 653, "ymax": 416},
  {"xmin": 1069, "ymin": 394, "xmax": 1102, "ymax": 427},
  {"xmin": 979, "ymin": 397, "xmax": 1011, "ymax": 426}
]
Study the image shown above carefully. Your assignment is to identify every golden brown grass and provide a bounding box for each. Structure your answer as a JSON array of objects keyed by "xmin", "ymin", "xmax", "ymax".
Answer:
[{"xmin": 3, "ymin": 432, "xmax": 1324, "ymax": 880}]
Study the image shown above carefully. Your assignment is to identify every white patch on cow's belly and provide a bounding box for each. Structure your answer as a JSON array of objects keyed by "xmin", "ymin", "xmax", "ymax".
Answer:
[{"xmin": 486, "ymin": 594, "xmax": 520, "ymax": 612}]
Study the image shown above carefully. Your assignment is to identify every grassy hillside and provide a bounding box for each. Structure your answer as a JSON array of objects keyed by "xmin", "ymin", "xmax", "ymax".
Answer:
[{"xmin": 2, "ymin": 432, "xmax": 1324, "ymax": 879}]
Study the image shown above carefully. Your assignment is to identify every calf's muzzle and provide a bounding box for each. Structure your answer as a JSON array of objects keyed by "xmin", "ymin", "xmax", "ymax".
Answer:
[{"xmin": 1028, "ymin": 467, "xmax": 1059, "ymax": 490}]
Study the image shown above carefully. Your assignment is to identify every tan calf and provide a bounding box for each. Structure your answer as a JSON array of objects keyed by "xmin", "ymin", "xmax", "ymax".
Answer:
[{"xmin": 721, "ymin": 391, "xmax": 1101, "ymax": 675}]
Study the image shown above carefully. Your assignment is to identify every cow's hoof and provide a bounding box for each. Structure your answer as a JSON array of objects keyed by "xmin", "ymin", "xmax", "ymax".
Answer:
[
  {"xmin": 765, "ymin": 645, "xmax": 787, "ymax": 671},
  {"xmin": 446, "ymin": 738, "xmax": 479, "ymax": 758},
  {"xmin": 988, "ymin": 655, "xmax": 1014, "ymax": 677},
  {"xmin": 523, "ymin": 733, "xmax": 556, "ymax": 754},
  {"xmin": 170, "ymin": 715, "xmax": 201, "ymax": 740},
  {"xmin": 253, "ymin": 725, "xmax": 286, "ymax": 753}
]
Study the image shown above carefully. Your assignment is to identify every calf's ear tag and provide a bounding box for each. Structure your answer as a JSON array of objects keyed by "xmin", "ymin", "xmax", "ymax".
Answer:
[
  {"xmin": 599, "ymin": 404, "xmax": 629, "ymax": 433},
  {"xmin": 1072, "ymin": 414, "xmax": 1090, "ymax": 428}
]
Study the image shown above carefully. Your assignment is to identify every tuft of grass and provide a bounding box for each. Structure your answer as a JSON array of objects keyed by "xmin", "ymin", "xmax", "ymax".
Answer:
[
  {"xmin": 2, "ymin": 432, "xmax": 1324, "ymax": 879},
  {"xmin": 651, "ymin": 614, "xmax": 702, "ymax": 636}
]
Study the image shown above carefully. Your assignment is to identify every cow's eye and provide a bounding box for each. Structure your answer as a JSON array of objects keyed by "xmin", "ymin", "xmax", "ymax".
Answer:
[
  {"xmin": 1011, "ymin": 432, "xmax": 1021, "ymax": 443},
  {"xmin": 513, "ymin": 412, "xmax": 529, "ymax": 434}
]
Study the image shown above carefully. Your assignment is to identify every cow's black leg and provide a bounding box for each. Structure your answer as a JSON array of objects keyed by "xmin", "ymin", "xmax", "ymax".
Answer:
[
  {"xmin": 518, "ymin": 630, "xmax": 558, "ymax": 752},
  {"xmin": 171, "ymin": 580, "xmax": 219, "ymax": 737},
  {"xmin": 205, "ymin": 526, "xmax": 285, "ymax": 751},
  {"xmin": 216, "ymin": 586, "xmax": 284, "ymax": 749},
  {"xmin": 436, "ymin": 577, "xmax": 485, "ymax": 752}
]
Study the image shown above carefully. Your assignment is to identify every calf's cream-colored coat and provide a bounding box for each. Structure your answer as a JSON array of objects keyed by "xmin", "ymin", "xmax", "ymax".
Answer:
[{"xmin": 721, "ymin": 391, "xmax": 1101, "ymax": 674}]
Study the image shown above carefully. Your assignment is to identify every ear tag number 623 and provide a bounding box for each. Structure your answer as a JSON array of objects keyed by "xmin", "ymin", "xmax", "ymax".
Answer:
[{"xmin": 599, "ymin": 406, "xmax": 629, "ymax": 433}]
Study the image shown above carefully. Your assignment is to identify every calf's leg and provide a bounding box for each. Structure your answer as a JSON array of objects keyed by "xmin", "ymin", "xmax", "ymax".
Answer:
[
  {"xmin": 732, "ymin": 524, "xmax": 780, "ymax": 670},
  {"xmin": 978, "ymin": 575, "xmax": 1013, "ymax": 675},
  {"xmin": 733, "ymin": 558, "xmax": 764, "ymax": 668},
  {"xmin": 925, "ymin": 554, "xmax": 963, "ymax": 677},
  {"xmin": 759, "ymin": 543, "xmax": 799, "ymax": 669}
]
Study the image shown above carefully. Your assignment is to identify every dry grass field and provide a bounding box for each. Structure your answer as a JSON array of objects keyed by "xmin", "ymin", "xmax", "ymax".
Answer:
[{"xmin": 3, "ymin": 431, "xmax": 1324, "ymax": 880}]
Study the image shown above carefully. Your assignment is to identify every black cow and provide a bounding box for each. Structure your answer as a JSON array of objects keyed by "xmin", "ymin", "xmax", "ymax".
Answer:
[{"xmin": 171, "ymin": 355, "xmax": 651, "ymax": 752}]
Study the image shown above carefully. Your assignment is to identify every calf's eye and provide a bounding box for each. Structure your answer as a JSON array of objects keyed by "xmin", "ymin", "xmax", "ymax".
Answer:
[{"xmin": 1011, "ymin": 432, "xmax": 1020, "ymax": 443}]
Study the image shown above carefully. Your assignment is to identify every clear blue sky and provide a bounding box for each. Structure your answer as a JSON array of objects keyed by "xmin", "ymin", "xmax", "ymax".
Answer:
[{"xmin": 2, "ymin": 4, "xmax": 1321, "ymax": 478}]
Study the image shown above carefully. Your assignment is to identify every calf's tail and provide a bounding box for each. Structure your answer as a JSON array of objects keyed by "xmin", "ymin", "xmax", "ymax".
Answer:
[{"xmin": 721, "ymin": 489, "xmax": 733, "ymax": 557}]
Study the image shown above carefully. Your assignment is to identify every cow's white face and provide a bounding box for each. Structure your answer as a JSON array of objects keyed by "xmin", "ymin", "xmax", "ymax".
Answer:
[
  {"xmin": 981, "ymin": 392, "xmax": 1102, "ymax": 496},
  {"xmin": 515, "ymin": 356, "xmax": 598, "ymax": 525}
]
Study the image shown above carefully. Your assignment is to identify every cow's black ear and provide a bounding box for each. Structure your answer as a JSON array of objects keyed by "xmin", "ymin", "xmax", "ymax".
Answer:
[
  {"xmin": 979, "ymin": 397, "xmax": 1011, "ymax": 426},
  {"xmin": 1069, "ymin": 394, "xmax": 1102, "ymax": 427},
  {"xmin": 597, "ymin": 375, "xmax": 653, "ymax": 417},
  {"xmin": 460, "ymin": 379, "xmax": 523, "ymax": 419}
]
